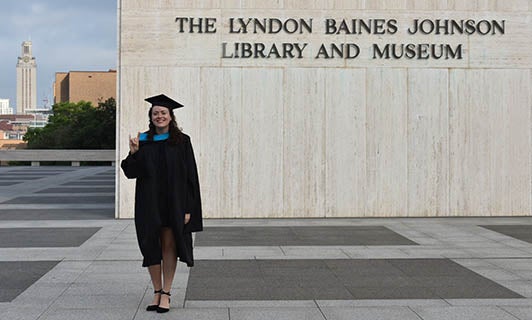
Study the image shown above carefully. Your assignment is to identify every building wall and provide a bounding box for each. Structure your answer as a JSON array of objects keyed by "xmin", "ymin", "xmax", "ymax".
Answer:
[
  {"xmin": 54, "ymin": 71, "xmax": 116, "ymax": 106},
  {"xmin": 0, "ymin": 99, "xmax": 12, "ymax": 115},
  {"xmin": 53, "ymin": 72, "xmax": 69, "ymax": 104},
  {"xmin": 117, "ymin": 0, "xmax": 532, "ymax": 219},
  {"xmin": 0, "ymin": 139, "xmax": 25, "ymax": 150}
]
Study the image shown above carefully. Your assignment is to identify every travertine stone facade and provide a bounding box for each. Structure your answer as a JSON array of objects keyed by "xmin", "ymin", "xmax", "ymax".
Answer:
[{"xmin": 117, "ymin": 0, "xmax": 532, "ymax": 218}]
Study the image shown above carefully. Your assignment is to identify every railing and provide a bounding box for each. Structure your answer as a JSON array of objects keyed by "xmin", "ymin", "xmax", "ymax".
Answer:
[{"xmin": 0, "ymin": 149, "xmax": 115, "ymax": 166}]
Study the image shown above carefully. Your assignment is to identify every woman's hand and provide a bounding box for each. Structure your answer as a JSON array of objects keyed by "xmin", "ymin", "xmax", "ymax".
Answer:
[
  {"xmin": 129, "ymin": 132, "xmax": 140, "ymax": 154},
  {"xmin": 184, "ymin": 213, "xmax": 191, "ymax": 224}
]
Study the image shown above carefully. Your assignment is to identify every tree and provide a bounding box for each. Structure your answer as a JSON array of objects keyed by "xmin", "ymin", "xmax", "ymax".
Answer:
[{"xmin": 23, "ymin": 98, "xmax": 116, "ymax": 149}]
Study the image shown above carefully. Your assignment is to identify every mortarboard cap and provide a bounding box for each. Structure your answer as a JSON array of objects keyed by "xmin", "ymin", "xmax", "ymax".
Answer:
[{"xmin": 144, "ymin": 94, "xmax": 184, "ymax": 109}]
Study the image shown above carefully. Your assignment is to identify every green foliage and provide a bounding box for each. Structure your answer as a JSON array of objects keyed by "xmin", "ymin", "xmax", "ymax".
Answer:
[{"xmin": 23, "ymin": 98, "xmax": 116, "ymax": 149}]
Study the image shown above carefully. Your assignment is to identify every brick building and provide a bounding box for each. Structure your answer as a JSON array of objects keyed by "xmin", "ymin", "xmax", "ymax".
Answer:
[
  {"xmin": 54, "ymin": 70, "xmax": 116, "ymax": 106},
  {"xmin": 0, "ymin": 114, "xmax": 34, "ymax": 145}
]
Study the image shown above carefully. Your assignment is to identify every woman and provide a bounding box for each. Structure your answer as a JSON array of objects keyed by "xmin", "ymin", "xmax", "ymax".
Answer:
[{"xmin": 121, "ymin": 94, "xmax": 203, "ymax": 313}]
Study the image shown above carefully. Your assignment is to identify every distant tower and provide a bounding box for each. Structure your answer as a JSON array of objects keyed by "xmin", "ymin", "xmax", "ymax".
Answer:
[{"xmin": 16, "ymin": 41, "xmax": 37, "ymax": 114}]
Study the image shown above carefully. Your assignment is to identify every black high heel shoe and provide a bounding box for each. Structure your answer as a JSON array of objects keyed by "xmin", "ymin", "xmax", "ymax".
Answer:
[
  {"xmin": 146, "ymin": 289, "xmax": 162, "ymax": 311},
  {"xmin": 156, "ymin": 290, "xmax": 171, "ymax": 313}
]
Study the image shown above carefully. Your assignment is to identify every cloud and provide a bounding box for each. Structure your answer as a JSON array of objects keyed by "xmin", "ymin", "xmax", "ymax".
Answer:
[{"xmin": 0, "ymin": 0, "xmax": 116, "ymax": 109}]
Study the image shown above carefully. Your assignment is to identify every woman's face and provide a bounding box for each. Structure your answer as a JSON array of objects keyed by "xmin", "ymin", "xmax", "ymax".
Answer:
[{"xmin": 151, "ymin": 106, "xmax": 171, "ymax": 131}]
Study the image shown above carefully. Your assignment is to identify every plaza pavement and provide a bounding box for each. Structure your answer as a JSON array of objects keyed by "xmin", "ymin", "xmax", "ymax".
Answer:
[{"xmin": 1, "ymin": 166, "xmax": 532, "ymax": 319}]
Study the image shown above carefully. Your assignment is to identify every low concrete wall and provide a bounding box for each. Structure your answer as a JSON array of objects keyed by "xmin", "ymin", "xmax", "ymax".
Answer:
[{"xmin": 0, "ymin": 149, "xmax": 115, "ymax": 166}]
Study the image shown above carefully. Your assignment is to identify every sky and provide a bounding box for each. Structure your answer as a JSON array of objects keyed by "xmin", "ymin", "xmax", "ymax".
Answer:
[{"xmin": 0, "ymin": 1, "xmax": 116, "ymax": 110}]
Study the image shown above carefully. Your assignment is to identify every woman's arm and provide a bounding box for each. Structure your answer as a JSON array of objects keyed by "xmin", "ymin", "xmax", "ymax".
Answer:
[
  {"xmin": 121, "ymin": 132, "xmax": 142, "ymax": 179},
  {"xmin": 184, "ymin": 135, "xmax": 203, "ymax": 231},
  {"xmin": 121, "ymin": 152, "xmax": 141, "ymax": 179}
]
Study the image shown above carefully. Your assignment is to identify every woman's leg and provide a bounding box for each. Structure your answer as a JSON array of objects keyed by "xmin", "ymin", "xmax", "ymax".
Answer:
[
  {"xmin": 159, "ymin": 227, "xmax": 177, "ymax": 308},
  {"xmin": 147, "ymin": 264, "xmax": 162, "ymax": 305}
]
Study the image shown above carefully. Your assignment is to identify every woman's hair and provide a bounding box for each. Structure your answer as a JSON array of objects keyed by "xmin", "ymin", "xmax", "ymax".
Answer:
[{"xmin": 147, "ymin": 106, "xmax": 184, "ymax": 144}]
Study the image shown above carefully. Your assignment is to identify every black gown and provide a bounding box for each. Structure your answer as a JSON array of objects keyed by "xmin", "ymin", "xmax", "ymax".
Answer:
[{"xmin": 121, "ymin": 132, "xmax": 203, "ymax": 267}]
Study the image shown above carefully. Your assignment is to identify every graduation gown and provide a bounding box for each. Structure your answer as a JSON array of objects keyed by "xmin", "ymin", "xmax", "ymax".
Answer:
[{"xmin": 120, "ymin": 132, "xmax": 203, "ymax": 267}]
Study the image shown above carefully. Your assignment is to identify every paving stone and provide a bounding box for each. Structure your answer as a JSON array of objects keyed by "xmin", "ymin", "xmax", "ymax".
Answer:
[
  {"xmin": 433, "ymin": 285, "xmax": 522, "ymax": 299},
  {"xmin": 411, "ymin": 248, "xmax": 476, "ymax": 259},
  {"xmin": 0, "ymin": 208, "xmax": 114, "ymax": 220},
  {"xmin": 343, "ymin": 248, "xmax": 410, "ymax": 259},
  {"xmin": 10, "ymin": 284, "xmax": 68, "ymax": 307},
  {"xmin": 3, "ymin": 172, "xmax": 66, "ymax": 175},
  {"xmin": 190, "ymin": 286, "xmax": 312, "ymax": 300},
  {"xmin": 320, "ymin": 306, "xmax": 421, "ymax": 320},
  {"xmin": 61, "ymin": 181, "xmax": 114, "ymax": 186},
  {"xmin": 513, "ymin": 271, "xmax": 532, "ymax": 280},
  {"xmin": 0, "ymin": 176, "xmax": 48, "ymax": 180},
  {"xmin": 0, "ymin": 204, "xmax": 114, "ymax": 210},
  {"xmin": 78, "ymin": 176, "xmax": 115, "ymax": 180},
  {"xmin": 187, "ymin": 259, "xmax": 523, "ymax": 301},
  {"xmin": 229, "ymin": 307, "xmax": 325, "ymax": 320},
  {"xmin": 346, "ymin": 286, "xmax": 441, "ymax": 299},
  {"xmin": 2, "ymin": 196, "xmax": 114, "ymax": 204},
  {"xmin": 281, "ymin": 247, "xmax": 351, "ymax": 258},
  {"xmin": 49, "ymin": 293, "xmax": 142, "ymax": 309},
  {"xmin": 6, "ymin": 169, "xmax": 76, "ymax": 173},
  {"xmin": 465, "ymin": 248, "xmax": 531, "ymax": 258},
  {"xmin": 63, "ymin": 282, "xmax": 148, "ymax": 296},
  {"xmin": 499, "ymin": 306, "xmax": 532, "ymax": 320},
  {"xmin": 84, "ymin": 260, "xmax": 145, "ymax": 274},
  {"xmin": 40, "ymin": 308, "xmax": 136, "ymax": 320},
  {"xmin": 0, "ymin": 247, "xmax": 73, "ymax": 261},
  {"xmin": 481, "ymin": 225, "xmax": 532, "ymax": 244},
  {"xmin": 340, "ymin": 274, "xmax": 413, "ymax": 287},
  {"xmin": 195, "ymin": 226, "xmax": 417, "ymax": 247},
  {"xmin": 185, "ymin": 300, "xmax": 316, "ymax": 308},
  {"xmin": 453, "ymin": 259, "xmax": 499, "ymax": 269},
  {"xmin": 95, "ymin": 248, "xmax": 143, "ymax": 260},
  {"xmin": 35, "ymin": 187, "xmax": 115, "ymax": 194},
  {"xmin": 195, "ymin": 247, "xmax": 224, "ymax": 259},
  {"xmin": 389, "ymin": 258, "xmax": 476, "ymax": 276},
  {"xmin": 0, "ymin": 305, "xmax": 46, "ymax": 320},
  {"xmin": 470, "ymin": 268, "xmax": 522, "ymax": 281},
  {"xmin": 0, "ymin": 261, "xmax": 60, "ymax": 302},
  {"xmin": 485, "ymin": 259, "xmax": 532, "ymax": 271},
  {"xmin": 446, "ymin": 299, "xmax": 532, "ymax": 306},
  {"xmin": 316, "ymin": 299, "xmax": 449, "ymax": 307},
  {"xmin": 0, "ymin": 227, "xmax": 101, "ymax": 247},
  {"xmin": 133, "ymin": 308, "xmax": 229, "ymax": 320},
  {"xmin": 0, "ymin": 181, "xmax": 21, "ymax": 186},
  {"xmin": 496, "ymin": 280, "xmax": 532, "ymax": 298},
  {"xmin": 326, "ymin": 259, "xmax": 405, "ymax": 276},
  {"xmin": 74, "ymin": 272, "xmax": 150, "ymax": 284},
  {"xmin": 411, "ymin": 306, "xmax": 519, "ymax": 320}
]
